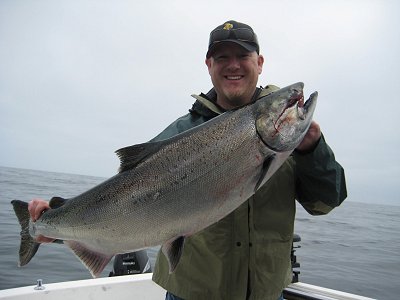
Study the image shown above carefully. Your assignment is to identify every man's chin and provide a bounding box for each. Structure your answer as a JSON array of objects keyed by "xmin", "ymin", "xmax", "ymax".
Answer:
[{"xmin": 225, "ymin": 93, "xmax": 247, "ymax": 107}]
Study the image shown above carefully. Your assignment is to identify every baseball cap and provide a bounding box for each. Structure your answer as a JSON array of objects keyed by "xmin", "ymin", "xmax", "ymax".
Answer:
[{"xmin": 206, "ymin": 20, "xmax": 260, "ymax": 58}]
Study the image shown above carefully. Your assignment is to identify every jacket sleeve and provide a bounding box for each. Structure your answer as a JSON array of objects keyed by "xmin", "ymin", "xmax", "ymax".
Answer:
[
  {"xmin": 293, "ymin": 134, "xmax": 347, "ymax": 215},
  {"xmin": 150, "ymin": 113, "xmax": 206, "ymax": 142}
]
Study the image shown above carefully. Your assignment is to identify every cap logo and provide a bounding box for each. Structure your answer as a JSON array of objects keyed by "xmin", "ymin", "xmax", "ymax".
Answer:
[{"xmin": 223, "ymin": 22, "xmax": 233, "ymax": 30}]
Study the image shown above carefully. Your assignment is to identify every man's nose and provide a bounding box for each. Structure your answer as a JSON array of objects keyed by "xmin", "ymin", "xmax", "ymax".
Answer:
[{"xmin": 227, "ymin": 57, "xmax": 240, "ymax": 70}]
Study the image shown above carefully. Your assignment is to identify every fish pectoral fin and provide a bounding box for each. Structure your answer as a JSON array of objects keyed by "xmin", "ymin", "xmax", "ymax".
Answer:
[
  {"xmin": 161, "ymin": 236, "xmax": 185, "ymax": 273},
  {"xmin": 254, "ymin": 154, "xmax": 275, "ymax": 192},
  {"xmin": 64, "ymin": 241, "xmax": 113, "ymax": 278},
  {"xmin": 115, "ymin": 141, "xmax": 165, "ymax": 173}
]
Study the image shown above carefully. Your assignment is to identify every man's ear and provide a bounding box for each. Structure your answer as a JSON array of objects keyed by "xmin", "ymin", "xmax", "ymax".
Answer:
[
  {"xmin": 205, "ymin": 57, "xmax": 212, "ymax": 75},
  {"xmin": 258, "ymin": 54, "xmax": 264, "ymax": 75}
]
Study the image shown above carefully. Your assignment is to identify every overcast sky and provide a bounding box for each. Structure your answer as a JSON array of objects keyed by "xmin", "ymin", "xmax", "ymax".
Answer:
[{"xmin": 1, "ymin": 0, "xmax": 399, "ymax": 206}]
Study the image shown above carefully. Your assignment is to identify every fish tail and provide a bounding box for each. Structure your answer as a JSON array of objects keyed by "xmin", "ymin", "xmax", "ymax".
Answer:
[{"xmin": 11, "ymin": 200, "xmax": 40, "ymax": 266}]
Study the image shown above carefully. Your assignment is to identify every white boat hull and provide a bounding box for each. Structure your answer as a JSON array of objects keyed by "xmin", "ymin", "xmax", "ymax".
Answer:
[
  {"xmin": 0, "ymin": 273, "xmax": 375, "ymax": 300},
  {"xmin": 0, "ymin": 273, "xmax": 165, "ymax": 300}
]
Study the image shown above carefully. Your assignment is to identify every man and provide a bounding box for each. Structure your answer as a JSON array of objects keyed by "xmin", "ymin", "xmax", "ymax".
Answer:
[
  {"xmin": 150, "ymin": 20, "xmax": 346, "ymax": 300},
  {"xmin": 28, "ymin": 20, "xmax": 346, "ymax": 300}
]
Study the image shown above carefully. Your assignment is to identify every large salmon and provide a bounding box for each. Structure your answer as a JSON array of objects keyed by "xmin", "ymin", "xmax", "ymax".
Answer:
[{"xmin": 11, "ymin": 82, "xmax": 317, "ymax": 277}]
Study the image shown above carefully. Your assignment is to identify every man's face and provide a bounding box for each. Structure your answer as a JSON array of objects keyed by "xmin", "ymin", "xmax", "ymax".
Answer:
[{"xmin": 205, "ymin": 42, "xmax": 264, "ymax": 110}]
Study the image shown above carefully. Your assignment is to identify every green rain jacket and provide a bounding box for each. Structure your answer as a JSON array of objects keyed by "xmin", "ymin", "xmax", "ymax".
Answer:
[{"xmin": 152, "ymin": 85, "xmax": 347, "ymax": 300}]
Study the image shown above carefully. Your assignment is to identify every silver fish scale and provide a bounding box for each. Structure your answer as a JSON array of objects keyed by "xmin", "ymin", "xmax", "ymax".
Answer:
[
  {"xmin": 34, "ymin": 105, "xmax": 270, "ymax": 253},
  {"xmin": 14, "ymin": 82, "xmax": 316, "ymax": 276}
]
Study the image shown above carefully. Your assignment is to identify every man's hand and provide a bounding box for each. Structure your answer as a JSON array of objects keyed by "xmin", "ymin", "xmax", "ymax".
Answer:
[
  {"xmin": 296, "ymin": 121, "xmax": 321, "ymax": 152},
  {"xmin": 28, "ymin": 199, "xmax": 56, "ymax": 243}
]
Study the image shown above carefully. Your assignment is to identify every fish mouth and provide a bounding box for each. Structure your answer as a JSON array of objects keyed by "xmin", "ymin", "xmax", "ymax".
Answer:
[
  {"xmin": 280, "ymin": 90, "xmax": 317, "ymax": 123},
  {"xmin": 255, "ymin": 83, "xmax": 318, "ymax": 152},
  {"xmin": 272, "ymin": 90, "xmax": 318, "ymax": 141},
  {"xmin": 273, "ymin": 89, "xmax": 305, "ymax": 132},
  {"xmin": 296, "ymin": 91, "xmax": 318, "ymax": 120}
]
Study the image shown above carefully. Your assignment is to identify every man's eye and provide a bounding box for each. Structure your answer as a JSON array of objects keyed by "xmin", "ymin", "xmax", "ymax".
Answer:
[{"xmin": 215, "ymin": 56, "xmax": 228, "ymax": 61}]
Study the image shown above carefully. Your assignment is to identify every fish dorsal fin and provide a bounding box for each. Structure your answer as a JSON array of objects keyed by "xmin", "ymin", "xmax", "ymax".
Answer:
[
  {"xmin": 161, "ymin": 236, "xmax": 185, "ymax": 273},
  {"xmin": 115, "ymin": 141, "xmax": 164, "ymax": 173},
  {"xmin": 64, "ymin": 241, "xmax": 113, "ymax": 278}
]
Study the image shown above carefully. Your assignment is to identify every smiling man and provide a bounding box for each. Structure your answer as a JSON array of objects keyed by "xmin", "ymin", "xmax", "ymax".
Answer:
[
  {"xmin": 205, "ymin": 21, "xmax": 263, "ymax": 111},
  {"xmin": 206, "ymin": 42, "xmax": 264, "ymax": 110},
  {"xmin": 150, "ymin": 20, "xmax": 347, "ymax": 300}
]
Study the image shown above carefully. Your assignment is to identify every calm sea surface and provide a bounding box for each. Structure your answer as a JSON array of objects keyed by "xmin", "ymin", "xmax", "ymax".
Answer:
[{"xmin": 0, "ymin": 166, "xmax": 398, "ymax": 299}]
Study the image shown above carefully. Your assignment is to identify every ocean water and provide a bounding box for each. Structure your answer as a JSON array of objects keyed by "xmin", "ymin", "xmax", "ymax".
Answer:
[{"xmin": 0, "ymin": 166, "xmax": 399, "ymax": 299}]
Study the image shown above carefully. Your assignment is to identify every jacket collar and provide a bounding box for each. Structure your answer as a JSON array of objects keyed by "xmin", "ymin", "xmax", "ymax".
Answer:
[{"xmin": 189, "ymin": 87, "xmax": 263, "ymax": 118}]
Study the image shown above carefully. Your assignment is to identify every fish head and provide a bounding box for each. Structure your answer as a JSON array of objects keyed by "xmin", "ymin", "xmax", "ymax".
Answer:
[{"xmin": 255, "ymin": 82, "xmax": 318, "ymax": 152}]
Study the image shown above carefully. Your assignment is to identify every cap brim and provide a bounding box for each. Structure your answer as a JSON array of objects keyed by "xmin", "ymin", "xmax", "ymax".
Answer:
[{"xmin": 206, "ymin": 40, "xmax": 258, "ymax": 58}]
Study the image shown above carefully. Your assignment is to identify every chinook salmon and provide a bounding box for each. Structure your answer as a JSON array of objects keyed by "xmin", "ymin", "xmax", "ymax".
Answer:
[{"xmin": 11, "ymin": 82, "xmax": 317, "ymax": 278}]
